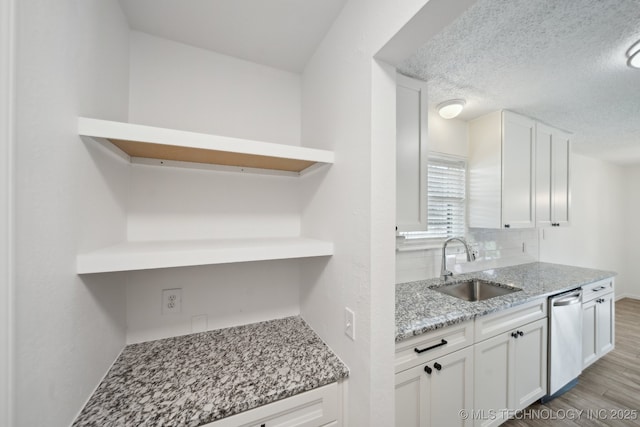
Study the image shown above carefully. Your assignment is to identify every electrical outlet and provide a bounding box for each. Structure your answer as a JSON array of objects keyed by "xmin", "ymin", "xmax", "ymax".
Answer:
[
  {"xmin": 344, "ymin": 307, "xmax": 355, "ymax": 341},
  {"xmin": 162, "ymin": 288, "xmax": 182, "ymax": 315}
]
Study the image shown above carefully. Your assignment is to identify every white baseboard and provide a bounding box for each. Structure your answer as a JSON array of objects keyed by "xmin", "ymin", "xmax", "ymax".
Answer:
[{"xmin": 615, "ymin": 293, "xmax": 640, "ymax": 301}]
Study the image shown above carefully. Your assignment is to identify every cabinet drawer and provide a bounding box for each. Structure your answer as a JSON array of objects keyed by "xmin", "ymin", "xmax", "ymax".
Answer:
[
  {"xmin": 475, "ymin": 298, "xmax": 547, "ymax": 342},
  {"xmin": 582, "ymin": 278, "xmax": 614, "ymax": 303},
  {"xmin": 395, "ymin": 320, "xmax": 473, "ymax": 373},
  {"xmin": 205, "ymin": 382, "xmax": 340, "ymax": 427}
]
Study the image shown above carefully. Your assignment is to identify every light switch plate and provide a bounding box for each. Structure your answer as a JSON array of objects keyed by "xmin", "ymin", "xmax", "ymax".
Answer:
[{"xmin": 345, "ymin": 307, "xmax": 355, "ymax": 341}]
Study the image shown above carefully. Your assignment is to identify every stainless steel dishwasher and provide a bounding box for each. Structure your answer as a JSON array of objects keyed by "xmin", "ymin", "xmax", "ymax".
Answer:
[{"xmin": 547, "ymin": 288, "xmax": 583, "ymax": 398}]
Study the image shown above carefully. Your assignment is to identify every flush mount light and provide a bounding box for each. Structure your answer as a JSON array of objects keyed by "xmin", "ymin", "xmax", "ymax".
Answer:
[
  {"xmin": 627, "ymin": 39, "xmax": 640, "ymax": 69},
  {"xmin": 437, "ymin": 99, "xmax": 466, "ymax": 119}
]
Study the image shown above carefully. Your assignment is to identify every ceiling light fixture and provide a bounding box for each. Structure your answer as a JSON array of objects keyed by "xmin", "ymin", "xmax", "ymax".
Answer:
[
  {"xmin": 627, "ymin": 39, "xmax": 640, "ymax": 69},
  {"xmin": 437, "ymin": 99, "xmax": 466, "ymax": 119}
]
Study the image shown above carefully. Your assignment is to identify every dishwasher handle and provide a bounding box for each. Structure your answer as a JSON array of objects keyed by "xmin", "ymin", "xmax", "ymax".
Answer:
[{"xmin": 552, "ymin": 290, "xmax": 582, "ymax": 306}]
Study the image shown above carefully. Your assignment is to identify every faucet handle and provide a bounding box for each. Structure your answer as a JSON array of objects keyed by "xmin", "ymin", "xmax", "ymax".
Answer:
[{"xmin": 464, "ymin": 244, "xmax": 476, "ymax": 261}]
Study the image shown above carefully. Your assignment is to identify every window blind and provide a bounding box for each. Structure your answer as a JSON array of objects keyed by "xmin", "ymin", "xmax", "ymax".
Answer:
[{"xmin": 402, "ymin": 154, "xmax": 466, "ymax": 240}]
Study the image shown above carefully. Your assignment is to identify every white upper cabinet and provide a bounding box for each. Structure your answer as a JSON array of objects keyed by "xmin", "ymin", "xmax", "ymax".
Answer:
[
  {"xmin": 536, "ymin": 123, "xmax": 571, "ymax": 227},
  {"xmin": 469, "ymin": 111, "xmax": 536, "ymax": 229},
  {"xmin": 502, "ymin": 113, "xmax": 536, "ymax": 228},
  {"xmin": 396, "ymin": 74, "xmax": 428, "ymax": 232}
]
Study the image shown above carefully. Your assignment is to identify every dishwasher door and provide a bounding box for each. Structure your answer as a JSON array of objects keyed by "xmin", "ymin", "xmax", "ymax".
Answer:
[{"xmin": 548, "ymin": 289, "xmax": 583, "ymax": 395}]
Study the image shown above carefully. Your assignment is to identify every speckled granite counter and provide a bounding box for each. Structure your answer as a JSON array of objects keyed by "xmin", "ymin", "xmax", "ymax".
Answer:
[
  {"xmin": 396, "ymin": 262, "xmax": 616, "ymax": 342},
  {"xmin": 73, "ymin": 316, "xmax": 349, "ymax": 427}
]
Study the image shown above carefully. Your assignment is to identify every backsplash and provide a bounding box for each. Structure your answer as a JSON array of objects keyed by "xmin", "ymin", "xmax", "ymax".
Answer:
[{"xmin": 396, "ymin": 228, "xmax": 539, "ymax": 283}]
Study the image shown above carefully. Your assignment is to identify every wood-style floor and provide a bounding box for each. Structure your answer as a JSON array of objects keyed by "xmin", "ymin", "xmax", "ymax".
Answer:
[{"xmin": 503, "ymin": 298, "xmax": 640, "ymax": 427}]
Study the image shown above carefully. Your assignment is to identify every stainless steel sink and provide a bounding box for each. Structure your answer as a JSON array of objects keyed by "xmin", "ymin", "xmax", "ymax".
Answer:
[{"xmin": 430, "ymin": 279, "xmax": 521, "ymax": 302}]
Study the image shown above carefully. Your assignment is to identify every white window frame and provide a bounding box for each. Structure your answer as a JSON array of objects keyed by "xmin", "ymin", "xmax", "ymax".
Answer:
[{"xmin": 398, "ymin": 152, "xmax": 467, "ymax": 250}]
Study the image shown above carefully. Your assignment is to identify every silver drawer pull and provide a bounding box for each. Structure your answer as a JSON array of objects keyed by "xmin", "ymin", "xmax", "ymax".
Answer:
[{"xmin": 592, "ymin": 286, "xmax": 607, "ymax": 292}]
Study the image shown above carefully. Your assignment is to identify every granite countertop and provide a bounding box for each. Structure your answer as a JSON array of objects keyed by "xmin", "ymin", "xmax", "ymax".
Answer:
[
  {"xmin": 73, "ymin": 316, "xmax": 349, "ymax": 427},
  {"xmin": 396, "ymin": 262, "xmax": 616, "ymax": 342}
]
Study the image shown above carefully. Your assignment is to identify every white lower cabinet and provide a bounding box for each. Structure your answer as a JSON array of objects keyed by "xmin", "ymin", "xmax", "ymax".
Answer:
[
  {"xmin": 396, "ymin": 298, "xmax": 549, "ymax": 427},
  {"xmin": 582, "ymin": 280, "xmax": 615, "ymax": 368},
  {"xmin": 395, "ymin": 346, "xmax": 474, "ymax": 427},
  {"xmin": 595, "ymin": 293, "xmax": 615, "ymax": 356},
  {"xmin": 205, "ymin": 382, "xmax": 341, "ymax": 427},
  {"xmin": 513, "ymin": 319, "xmax": 547, "ymax": 409},
  {"xmin": 474, "ymin": 318, "xmax": 547, "ymax": 427}
]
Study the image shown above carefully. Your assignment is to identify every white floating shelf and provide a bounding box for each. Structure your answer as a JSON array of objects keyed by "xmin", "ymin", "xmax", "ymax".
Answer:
[
  {"xmin": 77, "ymin": 237, "xmax": 334, "ymax": 274},
  {"xmin": 78, "ymin": 117, "xmax": 334, "ymax": 174}
]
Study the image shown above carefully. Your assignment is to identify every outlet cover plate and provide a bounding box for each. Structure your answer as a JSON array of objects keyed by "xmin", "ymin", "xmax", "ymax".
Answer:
[{"xmin": 162, "ymin": 288, "xmax": 182, "ymax": 315}]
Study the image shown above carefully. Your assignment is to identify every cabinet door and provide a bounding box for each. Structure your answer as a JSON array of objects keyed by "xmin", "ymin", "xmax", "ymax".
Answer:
[
  {"xmin": 582, "ymin": 299, "xmax": 598, "ymax": 368},
  {"xmin": 596, "ymin": 293, "xmax": 615, "ymax": 357},
  {"xmin": 395, "ymin": 347, "xmax": 473, "ymax": 427},
  {"xmin": 535, "ymin": 124, "xmax": 571, "ymax": 228},
  {"xmin": 513, "ymin": 319, "xmax": 547, "ymax": 410},
  {"xmin": 474, "ymin": 333, "xmax": 512, "ymax": 427},
  {"xmin": 430, "ymin": 346, "xmax": 474, "ymax": 427},
  {"xmin": 395, "ymin": 364, "xmax": 429, "ymax": 427},
  {"xmin": 396, "ymin": 74, "xmax": 428, "ymax": 232},
  {"xmin": 501, "ymin": 111, "xmax": 535, "ymax": 228},
  {"xmin": 535, "ymin": 125, "xmax": 553, "ymax": 227},
  {"xmin": 551, "ymin": 132, "xmax": 570, "ymax": 226}
]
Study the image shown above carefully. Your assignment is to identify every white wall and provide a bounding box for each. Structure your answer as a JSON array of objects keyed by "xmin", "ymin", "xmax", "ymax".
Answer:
[
  {"xmin": 298, "ymin": 1, "xmax": 470, "ymax": 425},
  {"xmin": 125, "ymin": 32, "xmax": 305, "ymax": 344},
  {"xmin": 13, "ymin": 1, "xmax": 130, "ymax": 426},
  {"xmin": 127, "ymin": 31, "xmax": 302, "ymax": 243},
  {"xmin": 127, "ymin": 165, "xmax": 301, "ymax": 242},
  {"xmin": 0, "ymin": 0, "xmax": 15, "ymax": 424},
  {"xmin": 125, "ymin": 260, "xmax": 300, "ymax": 344},
  {"xmin": 428, "ymin": 108, "xmax": 468, "ymax": 157},
  {"xmin": 129, "ymin": 31, "xmax": 301, "ymax": 146},
  {"xmin": 620, "ymin": 165, "xmax": 640, "ymax": 299},
  {"xmin": 539, "ymin": 154, "xmax": 625, "ymax": 292}
]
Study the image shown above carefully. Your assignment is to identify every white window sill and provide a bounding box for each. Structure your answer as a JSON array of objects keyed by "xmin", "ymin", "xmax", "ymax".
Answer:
[
  {"xmin": 396, "ymin": 236, "xmax": 474, "ymax": 253},
  {"xmin": 396, "ymin": 237, "xmax": 446, "ymax": 252}
]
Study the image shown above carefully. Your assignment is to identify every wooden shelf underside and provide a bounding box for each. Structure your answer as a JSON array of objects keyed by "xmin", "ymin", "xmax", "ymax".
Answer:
[
  {"xmin": 78, "ymin": 118, "xmax": 334, "ymax": 174},
  {"xmin": 109, "ymin": 138, "xmax": 316, "ymax": 172}
]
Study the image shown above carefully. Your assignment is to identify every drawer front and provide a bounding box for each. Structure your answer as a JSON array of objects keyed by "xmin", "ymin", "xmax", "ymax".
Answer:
[
  {"xmin": 395, "ymin": 320, "xmax": 473, "ymax": 373},
  {"xmin": 474, "ymin": 298, "xmax": 547, "ymax": 342},
  {"xmin": 582, "ymin": 278, "xmax": 614, "ymax": 303},
  {"xmin": 206, "ymin": 382, "xmax": 339, "ymax": 427}
]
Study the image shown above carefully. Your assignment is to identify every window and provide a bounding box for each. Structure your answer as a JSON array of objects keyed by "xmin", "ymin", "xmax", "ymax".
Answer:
[{"xmin": 401, "ymin": 153, "xmax": 466, "ymax": 240}]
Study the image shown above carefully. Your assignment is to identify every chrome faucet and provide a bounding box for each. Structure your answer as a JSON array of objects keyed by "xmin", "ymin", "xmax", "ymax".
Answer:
[{"xmin": 441, "ymin": 237, "xmax": 476, "ymax": 280}]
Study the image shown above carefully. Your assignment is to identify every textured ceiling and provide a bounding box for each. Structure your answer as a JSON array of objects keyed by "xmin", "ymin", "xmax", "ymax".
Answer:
[
  {"xmin": 118, "ymin": 0, "xmax": 347, "ymax": 73},
  {"xmin": 398, "ymin": 0, "xmax": 640, "ymax": 164}
]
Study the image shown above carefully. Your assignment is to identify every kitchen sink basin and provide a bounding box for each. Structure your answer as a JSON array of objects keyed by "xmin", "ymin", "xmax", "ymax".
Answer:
[{"xmin": 430, "ymin": 279, "xmax": 521, "ymax": 302}]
